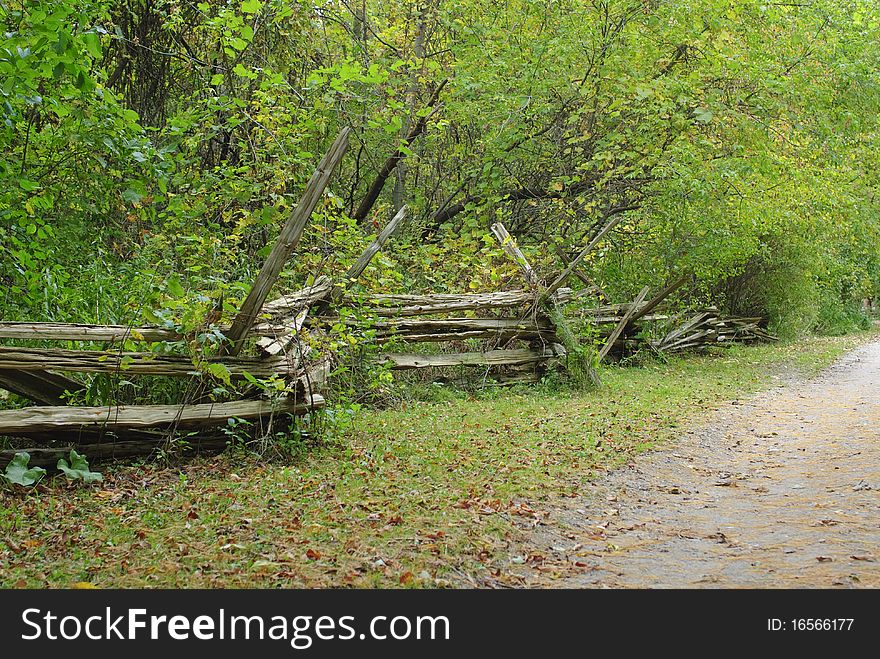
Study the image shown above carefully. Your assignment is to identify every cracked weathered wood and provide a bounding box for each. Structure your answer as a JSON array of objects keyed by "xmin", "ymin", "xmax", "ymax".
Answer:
[
  {"xmin": 255, "ymin": 309, "xmax": 309, "ymax": 356},
  {"xmin": 378, "ymin": 347, "xmax": 561, "ymax": 369},
  {"xmin": 0, "ymin": 315, "xmax": 312, "ymax": 344},
  {"xmin": 491, "ymin": 222, "xmax": 539, "ymax": 288},
  {"xmin": 628, "ymin": 273, "xmax": 689, "ymax": 324},
  {"xmin": 295, "ymin": 356, "xmax": 332, "ymax": 395},
  {"xmin": 343, "ymin": 206, "xmax": 407, "ymax": 286},
  {"xmin": 260, "ymin": 276, "xmax": 333, "ymax": 318},
  {"xmin": 0, "ymin": 395, "xmax": 323, "ymax": 435},
  {"xmin": 353, "ymin": 288, "xmax": 573, "ymax": 317},
  {"xmin": 0, "ymin": 346, "xmax": 298, "ymax": 378},
  {"xmin": 655, "ymin": 311, "xmax": 777, "ymax": 352},
  {"xmin": 0, "ymin": 322, "xmax": 181, "ymax": 342},
  {"xmin": 315, "ymin": 317, "xmax": 557, "ymax": 343},
  {"xmin": 659, "ymin": 311, "xmax": 715, "ymax": 346}
]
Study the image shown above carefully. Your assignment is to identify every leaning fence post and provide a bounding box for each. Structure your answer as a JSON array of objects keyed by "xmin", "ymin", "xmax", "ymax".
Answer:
[
  {"xmin": 223, "ymin": 128, "xmax": 351, "ymax": 356},
  {"xmin": 598, "ymin": 286, "xmax": 650, "ymax": 363}
]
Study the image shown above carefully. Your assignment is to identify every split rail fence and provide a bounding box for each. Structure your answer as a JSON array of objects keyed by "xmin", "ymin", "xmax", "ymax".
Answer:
[{"xmin": 0, "ymin": 129, "xmax": 775, "ymax": 467}]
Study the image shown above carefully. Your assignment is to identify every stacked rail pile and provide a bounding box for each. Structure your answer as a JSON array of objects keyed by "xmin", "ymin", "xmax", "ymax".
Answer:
[
  {"xmin": 561, "ymin": 283, "xmax": 776, "ymax": 359},
  {"xmin": 0, "ymin": 307, "xmax": 328, "ymax": 467},
  {"xmin": 652, "ymin": 309, "xmax": 777, "ymax": 353},
  {"xmin": 358, "ymin": 289, "xmax": 573, "ymax": 385}
]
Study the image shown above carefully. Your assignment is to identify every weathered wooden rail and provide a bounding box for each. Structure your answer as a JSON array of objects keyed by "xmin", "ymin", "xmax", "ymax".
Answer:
[{"xmin": 0, "ymin": 396, "xmax": 322, "ymax": 435}]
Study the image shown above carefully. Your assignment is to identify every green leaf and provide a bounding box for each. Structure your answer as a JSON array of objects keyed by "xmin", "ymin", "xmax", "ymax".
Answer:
[
  {"xmin": 57, "ymin": 450, "xmax": 102, "ymax": 483},
  {"xmin": 232, "ymin": 63, "xmax": 257, "ymax": 79},
  {"xmin": 122, "ymin": 188, "xmax": 143, "ymax": 203},
  {"xmin": 241, "ymin": 371, "xmax": 261, "ymax": 386},
  {"xmin": 2, "ymin": 452, "xmax": 46, "ymax": 487},
  {"xmin": 241, "ymin": 0, "xmax": 263, "ymax": 14},
  {"xmin": 167, "ymin": 276, "xmax": 185, "ymax": 298},
  {"xmin": 207, "ymin": 362, "xmax": 232, "ymax": 386},
  {"xmin": 694, "ymin": 108, "xmax": 714, "ymax": 124},
  {"xmin": 229, "ymin": 37, "xmax": 248, "ymax": 51},
  {"xmin": 82, "ymin": 32, "xmax": 102, "ymax": 59}
]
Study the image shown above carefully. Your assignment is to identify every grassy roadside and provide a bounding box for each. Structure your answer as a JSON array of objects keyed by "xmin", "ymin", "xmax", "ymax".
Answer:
[{"xmin": 1, "ymin": 331, "xmax": 876, "ymax": 588}]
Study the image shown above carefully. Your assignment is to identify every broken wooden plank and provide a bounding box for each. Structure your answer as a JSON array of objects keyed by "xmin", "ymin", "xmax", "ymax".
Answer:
[
  {"xmin": 598, "ymin": 286, "xmax": 650, "ymax": 362},
  {"xmin": 658, "ymin": 311, "xmax": 714, "ymax": 346},
  {"xmin": 660, "ymin": 328, "xmax": 713, "ymax": 352},
  {"xmin": 372, "ymin": 324, "xmax": 557, "ymax": 343},
  {"xmin": 255, "ymin": 309, "xmax": 309, "ymax": 356},
  {"xmin": 261, "ymin": 276, "xmax": 333, "ymax": 318},
  {"xmin": 224, "ymin": 128, "xmax": 350, "ymax": 355},
  {"xmin": 314, "ymin": 317, "xmax": 556, "ymax": 341},
  {"xmin": 491, "ymin": 222, "xmax": 539, "ymax": 288},
  {"xmin": 372, "ymin": 317, "xmax": 556, "ymax": 332},
  {"xmin": 0, "ymin": 346, "xmax": 298, "ymax": 378},
  {"xmin": 587, "ymin": 313, "xmax": 669, "ymax": 325},
  {"xmin": 581, "ymin": 303, "xmax": 638, "ymax": 316},
  {"xmin": 0, "ymin": 322, "xmax": 181, "ymax": 342},
  {"xmin": 378, "ymin": 347, "xmax": 560, "ymax": 369},
  {"xmin": 295, "ymin": 356, "xmax": 333, "ymax": 396},
  {"xmin": 0, "ymin": 318, "xmax": 296, "ymax": 344},
  {"xmin": 0, "ymin": 369, "xmax": 82, "ymax": 405},
  {"xmin": 0, "ymin": 395, "xmax": 324, "ymax": 435}
]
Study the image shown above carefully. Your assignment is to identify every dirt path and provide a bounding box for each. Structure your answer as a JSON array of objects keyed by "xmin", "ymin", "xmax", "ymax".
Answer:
[{"xmin": 531, "ymin": 341, "xmax": 880, "ymax": 588}]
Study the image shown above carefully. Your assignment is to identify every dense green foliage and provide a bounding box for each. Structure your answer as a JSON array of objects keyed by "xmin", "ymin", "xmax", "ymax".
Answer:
[{"xmin": 2, "ymin": 0, "xmax": 879, "ymax": 337}]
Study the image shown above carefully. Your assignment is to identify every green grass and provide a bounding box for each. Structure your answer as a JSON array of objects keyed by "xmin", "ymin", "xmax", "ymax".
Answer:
[{"xmin": 0, "ymin": 331, "xmax": 875, "ymax": 588}]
